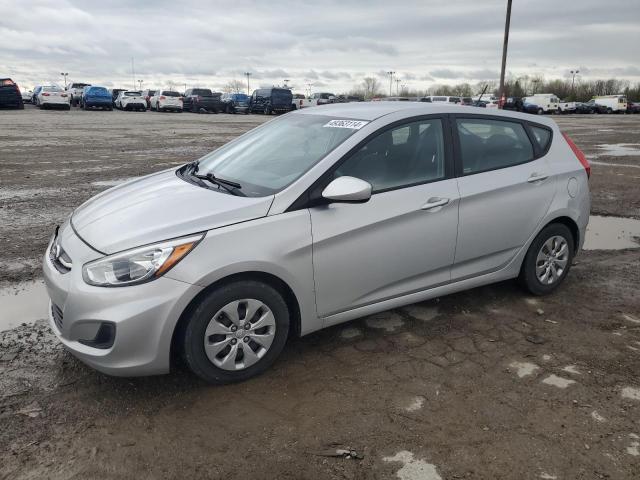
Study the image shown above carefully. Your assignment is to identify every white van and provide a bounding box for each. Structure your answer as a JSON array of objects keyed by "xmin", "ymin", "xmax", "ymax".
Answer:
[
  {"xmin": 522, "ymin": 94, "xmax": 560, "ymax": 114},
  {"xmin": 593, "ymin": 95, "xmax": 627, "ymax": 113}
]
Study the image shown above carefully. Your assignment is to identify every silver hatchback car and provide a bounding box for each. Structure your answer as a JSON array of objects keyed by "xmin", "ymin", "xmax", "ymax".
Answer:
[{"xmin": 43, "ymin": 103, "xmax": 591, "ymax": 383}]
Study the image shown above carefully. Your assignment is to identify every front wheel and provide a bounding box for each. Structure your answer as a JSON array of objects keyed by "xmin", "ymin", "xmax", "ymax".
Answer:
[
  {"xmin": 519, "ymin": 223, "xmax": 574, "ymax": 296},
  {"xmin": 182, "ymin": 281, "xmax": 290, "ymax": 384}
]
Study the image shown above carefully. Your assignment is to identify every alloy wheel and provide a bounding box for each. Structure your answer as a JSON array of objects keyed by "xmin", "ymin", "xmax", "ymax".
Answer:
[
  {"xmin": 535, "ymin": 235, "xmax": 569, "ymax": 285},
  {"xmin": 203, "ymin": 299, "xmax": 276, "ymax": 371}
]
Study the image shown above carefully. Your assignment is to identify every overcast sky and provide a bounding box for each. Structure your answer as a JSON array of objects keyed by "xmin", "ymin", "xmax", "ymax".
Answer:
[{"xmin": 1, "ymin": 0, "xmax": 638, "ymax": 94}]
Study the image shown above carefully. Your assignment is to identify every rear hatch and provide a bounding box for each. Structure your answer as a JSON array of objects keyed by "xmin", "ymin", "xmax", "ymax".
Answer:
[
  {"xmin": 86, "ymin": 87, "xmax": 111, "ymax": 103},
  {"xmin": 0, "ymin": 79, "xmax": 21, "ymax": 106},
  {"xmin": 160, "ymin": 91, "xmax": 182, "ymax": 106}
]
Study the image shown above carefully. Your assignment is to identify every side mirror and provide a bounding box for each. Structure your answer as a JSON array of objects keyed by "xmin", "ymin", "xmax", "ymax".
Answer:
[{"xmin": 321, "ymin": 176, "xmax": 372, "ymax": 203}]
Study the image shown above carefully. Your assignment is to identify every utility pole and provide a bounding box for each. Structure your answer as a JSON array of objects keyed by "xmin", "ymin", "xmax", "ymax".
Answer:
[
  {"xmin": 395, "ymin": 78, "xmax": 401, "ymax": 95},
  {"xmin": 137, "ymin": 79, "xmax": 143, "ymax": 90},
  {"xmin": 570, "ymin": 69, "xmax": 579, "ymax": 96},
  {"xmin": 306, "ymin": 83, "xmax": 313, "ymax": 97},
  {"xmin": 244, "ymin": 72, "xmax": 251, "ymax": 95},
  {"xmin": 283, "ymin": 79, "xmax": 290, "ymax": 88},
  {"xmin": 60, "ymin": 72, "xmax": 68, "ymax": 89},
  {"xmin": 498, "ymin": 0, "xmax": 513, "ymax": 108},
  {"xmin": 387, "ymin": 71, "xmax": 395, "ymax": 97}
]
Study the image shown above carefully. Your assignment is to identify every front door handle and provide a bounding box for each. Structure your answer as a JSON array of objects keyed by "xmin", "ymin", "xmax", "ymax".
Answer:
[
  {"xmin": 527, "ymin": 173, "xmax": 549, "ymax": 183},
  {"xmin": 421, "ymin": 197, "xmax": 449, "ymax": 210}
]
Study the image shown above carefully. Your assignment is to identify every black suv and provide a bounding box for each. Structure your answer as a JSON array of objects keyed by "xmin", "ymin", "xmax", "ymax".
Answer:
[
  {"xmin": 502, "ymin": 97, "xmax": 524, "ymax": 112},
  {"xmin": 248, "ymin": 88, "xmax": 293, "ymax": 114},
  {"xmin": 0, "ymin": 78, "xmax": 24, "ymax": 109},
  {"xmin": 183, "ymin": 88, "xmax": 223, "ymax": 113}
]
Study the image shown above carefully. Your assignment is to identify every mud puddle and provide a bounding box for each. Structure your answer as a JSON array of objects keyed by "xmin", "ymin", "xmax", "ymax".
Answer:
[
  {"xmin": 584, "ymin": 215, "xmax": 640, "ymax": 250},
  {"xmin": 0, "ymin": 280, "xmax": 49, "ymax": 332}
]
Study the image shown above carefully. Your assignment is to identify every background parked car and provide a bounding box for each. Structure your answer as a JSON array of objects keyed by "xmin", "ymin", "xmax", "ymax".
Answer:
[
  {"xmin": 183, "ymin": 88, "xmax": 222, "ymax": 113},
  {"xmin": 421, "ymin": 95, "xmax": 462, "ymax": 103},
  {"xmin": 67, "ymin": 82, "xmax": 90, "ymax": 107},
  {"xmin": 558, "ymin": 100, "xmax": 577, "ymax": 114},
  {"xmin": 81, "ymin": 86, "xmax": 113, "ymax": 111},
  {"xmin": 150, "ymin": 89, "xmax": 183, "ymax": 112},
  {"xmin": 522, "ymin": 101, "xmax": 541, "ymax": 114},
  {"xmin": 335, "ymin": 94, "xmax": 364, "ymax": 103},
  {"xmin": 21, "ymin": 89, "xmax": 33, "ymax": 104},
  {"xmin": 584, "ymin": 99, "xmax": 608, "ymax": 114},
  {"xmin": 115, "ymin": 90, "xmax": 147, "ymax": 111},
  {"xmin": 522, "ymin": 94, "xmax": 560, "ymax": 114},
  {"xmin": 593, "ymin": 95, "xmax": 627, "ymax": 113},
  {"xmin": 36, "ymin": 85, "xmax": 70, "ymax": 110},
  {"xmin": 221, "ymin": 93, "xmax": 250, "ymax": 114},
  {"xmin": 111, "ymin": 88, "xmax": 126, "ymax": 107},
  {"xmin": 502, "ymin": 97, "xmax": 524, "ymax": 112},
  {"xmin": 0, "ymin": 78, "xmax": 24, "ymax": 109},
  {"xmin": 627, "ymin": 101, "xmax": 640, "ymax": 114},
  {"xmin": 140, "ymin": 89, "xmax": 156, "ymax": 109},
  {"xmin": 296, "ymin": 92, "xmax": 336, "ymax": 108},
  {"xmin": 248, "ymin": 87, "xmax": 293, "ymax": 114}
]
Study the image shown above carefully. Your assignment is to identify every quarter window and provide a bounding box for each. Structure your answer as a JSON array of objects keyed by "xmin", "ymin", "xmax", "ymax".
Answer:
[
  {"xmin": 530, "ymin": 126, "xmax": 551, "ymax": 151},
  {"xmin": 456, "ymin": 118, "xmax": 534, "ymax": 175},
  {"xmin": 336, "ymin": 119, "xmax": 446, "ymax": 192}
]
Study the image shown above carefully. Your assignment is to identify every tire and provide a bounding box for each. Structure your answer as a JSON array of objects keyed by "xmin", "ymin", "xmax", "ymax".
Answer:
[
  {"xmin": 607, "ymin": 108, "xmax": 612, "ymax": 114},
  {"xmin": 65, "ymin": 105, "xmax": 70, "ymax": 111},
  {"xmin": 191, "ymin": 104, "xmax": 198, "ymax": 113},
  {"xmin": 182, "ymin": 281, "xmax": 290, "ymax": 384},
  {"xmin": 519, "ymin": 223, "xmax": 574, "ymax": 296},
  {"xmin": 264, "ymin": 106, "xmax": 271, "ymax": 115},
  {"xmin": 537, "ymin": 108, "xmax": 544, "ymax": 115}
]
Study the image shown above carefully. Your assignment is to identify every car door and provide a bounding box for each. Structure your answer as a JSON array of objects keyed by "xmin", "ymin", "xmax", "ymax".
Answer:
[
  {"xmin": 309, "ymin": 116, "xmax": 459, "ymax": 319},
  {"xmin": 451, "ymin": 115, "xmax": 556, "ymax": 280}
]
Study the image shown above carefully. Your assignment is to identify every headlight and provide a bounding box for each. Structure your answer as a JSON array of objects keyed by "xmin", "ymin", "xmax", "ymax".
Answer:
[{"xmin": 82, "ymin": 234, "xmax": 204, "ymax": 287}]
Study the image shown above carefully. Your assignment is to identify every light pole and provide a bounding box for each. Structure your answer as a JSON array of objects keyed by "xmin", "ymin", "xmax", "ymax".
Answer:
[
  {"xmin": 387, "ymin": 71, "xmax": 395, "ymax": 97},
  {"xmin": 60, "ymin": 72, "xmax": 68, "ymax": 89},
  {"xmin": 395, "ymin": 78, "xmax": 401, "ymax": 96},
  {"xmin": 306, "ymin": 83, "xmax": 313, "ymax": 97},
  {"xmin": 283, "ymin": 79, "xmax": 290, "ymax": 88},
  {"xmin": 137, "ymin": 79, "xmax": 143, "ymax": 90},
  {"xmin": 570, "ymin": 69, "xmax": 579, "ymax": 96},
  {"xmin": 498, "ymin": 0, "xmax": 513, "ymax": 108},
  {"xmin": 244, "ymin": 72, "xmax": 251, "ymax": 95}
]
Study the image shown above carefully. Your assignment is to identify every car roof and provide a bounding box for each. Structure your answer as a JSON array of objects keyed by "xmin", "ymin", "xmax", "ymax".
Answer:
[{"xmin": 294, "ymin": 101, "xmax": 557, "ymax": 126}]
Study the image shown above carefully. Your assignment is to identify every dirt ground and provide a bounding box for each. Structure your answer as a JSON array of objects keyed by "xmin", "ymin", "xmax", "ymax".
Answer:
[{"xmin": 1, "ymin": 107, "xmax": 639, "ymax": 479}]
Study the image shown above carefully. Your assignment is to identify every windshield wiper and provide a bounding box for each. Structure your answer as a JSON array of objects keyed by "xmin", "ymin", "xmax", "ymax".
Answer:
[{"xmin": 193, "ymin": 172, "xmax": 243, "ymax": 196}]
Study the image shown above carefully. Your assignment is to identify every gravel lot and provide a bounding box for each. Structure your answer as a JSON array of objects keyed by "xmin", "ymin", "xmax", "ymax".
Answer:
[{"xmin": 1, "ymin": 106, "xmax": 639, "ymax": 479}]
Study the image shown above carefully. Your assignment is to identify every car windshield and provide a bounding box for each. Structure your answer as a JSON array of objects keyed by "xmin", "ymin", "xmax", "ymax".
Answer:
[
  {"xmin": 192, "ymin": 114, "xmax": 364, "ymax": 197},
  {"xmin": 89, "ymin": 87, "xmax": 108, "ymax": 94},
  {"xmin": 233, "ymin": 94, "xmax": 249, "ymax": 101},
  {"xmin": 192, "ymin": 89, "xmax": 212, "ymax": 96},
  {"xmin": 271, "ymin": 90, "xmax": 292, "ymax": 102},
  {"xmin": 42, "ymin": 86, "xmax": 62, "ymax": 92},
  {"xmin": 162, "ymin": 91, "xmax": 180, "ymax": 96},
  {"xmin": 124, "ymin": 91, "xmax": 141, "ymax": 96}
]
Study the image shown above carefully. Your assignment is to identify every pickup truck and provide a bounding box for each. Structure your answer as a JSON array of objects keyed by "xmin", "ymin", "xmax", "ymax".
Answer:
[
  {"xmin": 183, "ymin": 88, "xmax": 223, "ymax": 113},
  {"xmin": 296, "ymin": 92, "xmax": 336, "ymax": 109},
  {"xmin": 67, "ymin": 82, "xmax": 91, "ymax": 107},
  {"xmin": 558, "ymin": 100, "xmax": 577, "ymax": 114}
]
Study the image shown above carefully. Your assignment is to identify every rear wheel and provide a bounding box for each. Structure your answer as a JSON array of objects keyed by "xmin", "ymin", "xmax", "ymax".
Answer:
[
  {"xmin": 519, "ymin": 223, "xmax": 574, "ymax": 296},
  {"xmin": 182, "ymin": 281, "xmax": 290, "ymax": 384},
  {"xmin": 264, "ymin": 105, "xmax": 271, "ymax": 115},
  {"xmin": 537, "ymin": 108, "xmax": 544, "ymax": 115},
  {"xmin": 607, "ymin": 107, "xmax": 613, "ymax": 114}
]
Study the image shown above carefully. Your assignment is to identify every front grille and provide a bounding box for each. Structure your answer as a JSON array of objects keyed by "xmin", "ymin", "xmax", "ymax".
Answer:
[{"xmin": 52, "ymin": 303, "xmax": 64, "ymax": 331}]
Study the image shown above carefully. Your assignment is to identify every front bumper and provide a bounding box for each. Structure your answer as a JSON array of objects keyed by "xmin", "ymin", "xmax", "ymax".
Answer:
[{"xmin": 43, "ymin": 222, "xmax": 203, "ymax": 376}]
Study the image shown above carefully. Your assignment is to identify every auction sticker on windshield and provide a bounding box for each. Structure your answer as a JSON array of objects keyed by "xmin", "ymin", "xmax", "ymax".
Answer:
[{"xmin": 323, "ymin": 119, "xmax": 369, "ymax": 129}]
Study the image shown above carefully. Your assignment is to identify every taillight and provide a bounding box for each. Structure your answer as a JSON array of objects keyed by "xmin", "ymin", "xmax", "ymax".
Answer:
[
  {"xmin": 42, "ymin": 93, "xmax": 50, "ymax": 96},
  {"xmin": 160, "ymin": 96, "xmax": 166, "ymax": 100},
  {"xmin": 562, "ymin": 132, "xmax": 590, "ymax": 179},
  {"xmin": 61, "ymin": 93, "xmax": 67, "ymax": 97}
]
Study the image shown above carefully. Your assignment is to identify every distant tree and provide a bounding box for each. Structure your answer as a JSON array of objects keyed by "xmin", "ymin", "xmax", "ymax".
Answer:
[
  {"xmin": 357, "ymin": 77, "xmax": 382, "ymax": 99},
  {"xmin": 223, "ymin": 79, "xmax": 244, "ymax": 93}
]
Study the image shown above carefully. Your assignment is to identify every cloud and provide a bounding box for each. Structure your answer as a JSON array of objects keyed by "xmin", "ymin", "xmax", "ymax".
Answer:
[{"xmin": 2, "ymin": 0, "xmax": 638, "ymax": 95}]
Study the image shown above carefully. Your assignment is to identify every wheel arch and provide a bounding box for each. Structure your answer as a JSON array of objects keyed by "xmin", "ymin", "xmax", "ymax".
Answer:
[
  {"xmin": 545, "ymin": 215, "xmax": 580, "ymax": 252},
  {"xmin": 170, "ymin": 271, "xmax": 302, "ymax": 367}
]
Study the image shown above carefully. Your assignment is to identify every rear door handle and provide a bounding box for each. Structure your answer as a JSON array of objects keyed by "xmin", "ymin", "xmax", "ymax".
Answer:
[
  {"xmin": 527, "ymin": 173, "xmax": 549, "ymax": 183},
  {"xmin": 421, "ymin": 197, "xmax": 449, "ymax": 210}
]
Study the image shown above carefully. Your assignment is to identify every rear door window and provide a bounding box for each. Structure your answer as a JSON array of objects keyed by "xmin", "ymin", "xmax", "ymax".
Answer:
[{"xmin": 456, "ymin": 118, "xmax": 534, "ymax": 175}]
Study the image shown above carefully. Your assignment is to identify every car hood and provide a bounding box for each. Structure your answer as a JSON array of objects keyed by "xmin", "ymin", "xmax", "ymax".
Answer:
[{"xmin": 71, "ymin": 170, "xmax": 274, "ymax": 254}]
